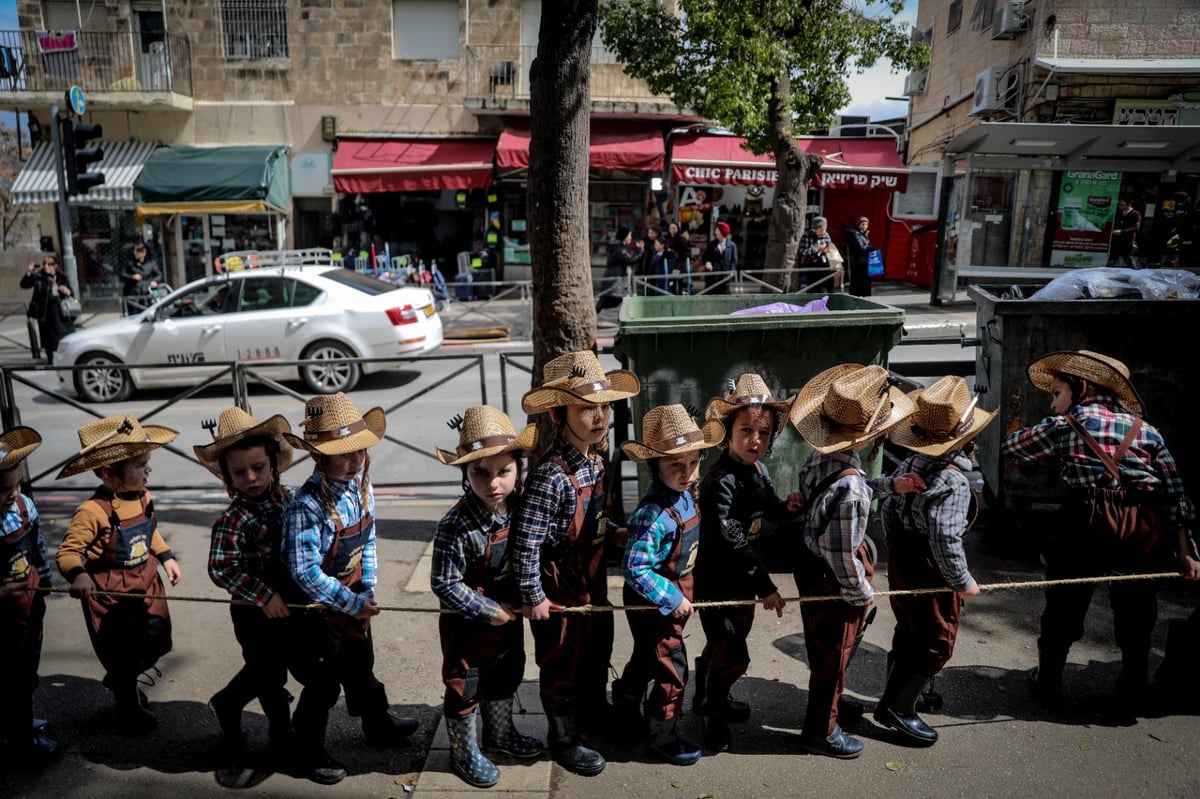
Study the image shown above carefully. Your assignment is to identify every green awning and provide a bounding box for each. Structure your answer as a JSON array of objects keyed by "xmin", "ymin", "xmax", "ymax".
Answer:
[{"xmin": 135, "ymin": 145, "xmax": 290, "ymax": 212}]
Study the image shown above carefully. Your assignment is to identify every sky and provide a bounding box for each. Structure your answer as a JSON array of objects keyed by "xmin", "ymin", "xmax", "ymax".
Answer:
[{"xmin": 839, "ymin": 1, "xmax": 920, "ymax": 122}]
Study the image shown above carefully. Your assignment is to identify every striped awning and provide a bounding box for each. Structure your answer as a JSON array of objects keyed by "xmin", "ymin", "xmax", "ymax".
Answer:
[{"xmin": 11, "ymin": 139, "xmax": 160, "ymax": 205}]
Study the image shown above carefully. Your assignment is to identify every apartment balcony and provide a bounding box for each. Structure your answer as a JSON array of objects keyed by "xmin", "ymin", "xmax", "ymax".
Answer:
[
  {"xmin": 464, "ymin": 44, "xmax": 687, "ymax": 117},
  {"xmin": 0, "ymin": 29, "xmax": 193, "ymax": 113}
]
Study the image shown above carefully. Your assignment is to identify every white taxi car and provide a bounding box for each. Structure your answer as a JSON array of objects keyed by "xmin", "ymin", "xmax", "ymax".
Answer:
[{"xmin": 58, "ymin": 259, "xmax": 443, "ymax": 402}]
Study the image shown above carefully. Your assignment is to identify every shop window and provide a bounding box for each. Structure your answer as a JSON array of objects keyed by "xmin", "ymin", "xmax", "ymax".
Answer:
[
  {"xmin": 393, "ymin": 0, "xmax": 459, "ymax": 60},
  {"xmin": 947, "ymin": 0, "xmax": 963, "ymax": 34},
  {"xmin": 221, "ymin": 0, "xmax": 289, "ymax": 60}
]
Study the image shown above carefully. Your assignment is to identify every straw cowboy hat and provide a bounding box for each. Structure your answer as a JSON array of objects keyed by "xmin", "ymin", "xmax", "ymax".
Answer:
[
  {"xmin": 521, "ymin": 350, "xmax": 640, "ymax": 414},
  {"xmin": 283, "ymin": 392, "xmax": 386, "ymax": 455},
  {"xmin": 436, "ymin": 405, "xmax": 538, "ymax": 466},
  {"xmin": 56, "ymin": 415, "xmax": 179, "ymax": 479},
  {"xmin": 1027, "ymin": 350, "xmax": 1144, "ymax": 416},
  {"xmin": 621, "ymin": 404, "xmax": 725, "ymax": 463},
  {"xmin": 889, "ymin": 375, "xmax": 997, "ymax": 457},
  {"xmin": 194, "ymin": 407, "xmax": 294, "ymax": 475},
  {"xmin": 0, "ymin": 426, "xmax": 42, "ymax": 471},
  {"xmin": 790, "ymin": 364, "xmax": 916, "ymax": 454},
  {"xmin": 704, "ymin": 373, "xmax": 796, "ymax": 423}
]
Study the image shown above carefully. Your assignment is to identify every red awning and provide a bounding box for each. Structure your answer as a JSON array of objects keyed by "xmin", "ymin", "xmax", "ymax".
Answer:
[
  {"xmin": 496, "ymin": 124, "xmax": 665, "ymax": 172},
  {"xmin": 332, "ymin": 138, "xmax": 495, "ymax": 193},
  {"xmin": 671, "ymin": 134, "xmax": 909, "ymax": 192}
]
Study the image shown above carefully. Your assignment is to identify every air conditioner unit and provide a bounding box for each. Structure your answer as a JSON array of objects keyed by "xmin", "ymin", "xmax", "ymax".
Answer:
[
  {"xmin": 903, "ymin": 68, "xmax": 929, "ymax": 97},
  {"xmin": 992, "ymin": 1, "xmax": 1029, "ymax": 39},
  {"xmin": 969, "ymin": 68, "xmax": 1005, "ymax": 117}
]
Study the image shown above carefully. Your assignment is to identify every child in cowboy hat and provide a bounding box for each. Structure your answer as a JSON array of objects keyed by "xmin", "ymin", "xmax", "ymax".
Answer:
[
  {"xmin": 611, "ymin": 404, "xmax": 724, "ymax": 766},
  {"xmin": 1001, "ymin": 350, "xmax": 1200, "ymax": 718},
  {"xmin": 0, "ymin": 427, "xmax": 60, "ymax": 766},
  {"xmin": 693, "ymin": 374, "xmax": 805, "ymax": 753},
  {"xmin": 197, "ymin": 408, "xmax": 299, "ymax": 759},
  {"xmin": 432, "ymin": 405, "xmax": 543, "ymax": 788},
  {"xmin": 280, "ymin": 392, "xmax": 419, "ymax": 785},
  {"xmin": 876, "ymin": 376, "xmax": 996, "ymax": 747},
  {"xmin": 790, "ymin": 364, "xmax": 921, "ymax": 758},
  {"xmin": 55, "ymin": 414, "xmax": 182, "ymax": 735},
  {"xmin": 511, "ymin": 349, "xmax": 640, "ymax": 777}
]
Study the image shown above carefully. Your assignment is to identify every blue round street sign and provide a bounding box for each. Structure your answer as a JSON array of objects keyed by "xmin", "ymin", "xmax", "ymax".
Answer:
[{"xmin": 68, "ymin": 86, "xmax": 86, "ymax": 116}]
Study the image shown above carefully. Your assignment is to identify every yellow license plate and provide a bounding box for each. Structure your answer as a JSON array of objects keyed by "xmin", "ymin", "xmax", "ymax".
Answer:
[{"xmin": 423, "ymin": 305, "xmax": 435, "ymax": 317}]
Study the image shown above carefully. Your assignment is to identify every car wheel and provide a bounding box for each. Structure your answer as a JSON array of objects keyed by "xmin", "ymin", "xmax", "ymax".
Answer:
[
  {"xmin": 299, "ymin": 340, "xmax": 361, "ymax": 394},
  {"xmin": 74, "ymin": 352, "xmax": 133, "ymax": 403}
]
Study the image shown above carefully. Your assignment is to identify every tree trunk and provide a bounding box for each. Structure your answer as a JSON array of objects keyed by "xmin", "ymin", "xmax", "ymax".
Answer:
[
  {"xmin": 527, "ymin": 1, "xmax": 598, "ymax": 385},
  {"xmin": 763, "ymin": 74, "xmax": 822, "ymax": 292}
]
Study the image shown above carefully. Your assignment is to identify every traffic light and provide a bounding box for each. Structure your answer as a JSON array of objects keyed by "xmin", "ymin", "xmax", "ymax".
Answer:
[{"xmin": 60, "ymin": 118, "xmax": 105, "ymax": 196}]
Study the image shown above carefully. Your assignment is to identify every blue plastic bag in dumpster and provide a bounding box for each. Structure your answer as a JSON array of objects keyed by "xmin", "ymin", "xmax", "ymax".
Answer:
[{"xmin": 868, "ymin": 248, "xmax": 885, "ymax": 278}]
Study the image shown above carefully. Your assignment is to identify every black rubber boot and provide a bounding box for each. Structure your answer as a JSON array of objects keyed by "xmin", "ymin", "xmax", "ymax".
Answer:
[
  {"xmin": 259, "ymin": 687, "xmax": 293, "ymax": 758},
  {"xmin": 544, "ymin": 701, "xmax": 605, "ymax": 776},
  {"xmin": 291, "ymin": 703, "xmax": 346, "ymax": 785},
  {"xmin": 610, "ymin": 678, "xmax": 645, "ymax": 728},
  {"xmin": 112, "ymin": 677, "xmax": 157, "ymax": 736},
  {"xmin": 360, "ymin": 684, "xmax": 419, "ymax": 745},
  {"xmin": 873, "ymin": 670, "xmax": 938, "ymax": 746},
  {"xmin": 1029, "ymin": 649, "xmax": 1067, "ymax": 709},
  {"xmin": 692, "ymin": 655, "xmax": 708, "ymax": 715},
  {"xmin": 646, "ymin": 717, "xmax": 702, "ymax": 766},
  {"xmin": 209, "ymin": 672, "xmax": 256, "ymax": 748}
]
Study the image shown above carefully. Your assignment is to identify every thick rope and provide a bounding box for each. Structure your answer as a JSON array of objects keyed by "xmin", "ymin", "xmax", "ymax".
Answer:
[{"xmin": 26, "ymin": 570, "xmax": 1187, "ymax": 614}]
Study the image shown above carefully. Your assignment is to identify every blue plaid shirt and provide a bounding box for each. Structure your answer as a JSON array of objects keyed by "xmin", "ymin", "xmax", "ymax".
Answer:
[
  {"xmin": 511, "ymin": 442, "xmax": 603, "ymax": 608},
  {"xmin": 3, "ymin": 493, "xmax": 50, "ymax": 584},
  {"xmin": 432, "ymin": 491, "xmax": 510, "ymax": 623},
  {"xmin": 881, "ymin": 452, "xmax": 975, "ymax": 592},
  {"xmin": 281, "ymin": 469, "xmax": 377, "ymax": 616},
  {"xmin": 623, "ymin": 485, "xmax": 694, "ymax": 615}
]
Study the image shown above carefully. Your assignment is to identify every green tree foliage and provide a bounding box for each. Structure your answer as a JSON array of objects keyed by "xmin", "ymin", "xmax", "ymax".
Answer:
[{"xmin": 600, "ymin": 0, "xmax": 927, "ymax": 286}]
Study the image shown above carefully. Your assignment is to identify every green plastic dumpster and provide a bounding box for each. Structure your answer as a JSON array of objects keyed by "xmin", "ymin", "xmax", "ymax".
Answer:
[
  {"xmin": 969, "ymin": 284, "xmax": 1200, "ymax": 514},
  {"xmin": 617, "ymin": 292, "xmax": 906, "ymax": 496}
]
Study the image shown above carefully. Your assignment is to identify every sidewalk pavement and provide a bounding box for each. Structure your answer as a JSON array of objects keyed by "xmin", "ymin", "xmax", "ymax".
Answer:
[{"xmin": 4, "ymin": 490, "xmax": 1198, "ymax": 799}]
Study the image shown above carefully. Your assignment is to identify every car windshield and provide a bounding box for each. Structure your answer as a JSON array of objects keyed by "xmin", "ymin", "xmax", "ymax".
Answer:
[{"xmin": 319, "ymin": 269, "xmax": 401, "ymax": 296}]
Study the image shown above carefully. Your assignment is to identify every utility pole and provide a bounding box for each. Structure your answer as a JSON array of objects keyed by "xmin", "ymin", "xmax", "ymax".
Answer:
[{"xmin": 48, "ymin": 102, "xmax": 80, "ymax": 299}]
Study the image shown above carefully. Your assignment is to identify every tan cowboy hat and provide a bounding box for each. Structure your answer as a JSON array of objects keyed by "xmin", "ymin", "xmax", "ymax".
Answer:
[
  {"xmin": 194, "ymin": 407, "xmax": 294, "ymax": 476},
  {"xmin": 436, "ymin": 405, "xmax": 538, "ymax": 466},
  {"xmin": 1027, "ymin": 350, "xmax": 1144, "ymax": 416},
  {"xmin": 790, "ymin": 364, "xmax": 916, "ymax": 454},
  {"xmin": 621, "ymin": 404, "xmax": 725, "ymax": 463},
  {"xmin": 283, "ymin": 392, "xmax": 386, "ymax": 455},
  {"xmin": 0, "ymin": 427, "xmax": 42, "ymax": 471},
  {"xmin": 56, "ymin": 415, "xmax": 179, "ymax": 479},
  {"xmin": 521, "ymin": 350, "xmax": 640, "ymax": 414},
  {"xmin": 703, "ymin": 373, "xmax": 796, "ymax": 427},
  {"xmin": 889, "ymin": 375, "xmax": 997, "ymax": 457}
]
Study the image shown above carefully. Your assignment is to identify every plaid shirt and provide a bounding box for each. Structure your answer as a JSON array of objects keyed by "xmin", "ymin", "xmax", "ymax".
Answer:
[
  {"xmin": 207, "ymin": 486, "xmax": 294, "ymax": 607},
  {"xmin": 432, "ymin": 491, "xmax": 510, "ymax": 623},
  {"xmin": 799, "ymin": 449, "xmax": 900, "ymax": 606},
  {"xmin": 511, "ymin": 442, "xmax": 603, "ymax": 608},
  {"xmin": 1002, "ymin": 390, "xmax": 1196, "ymax": 533},
  {"xmin": 623, "ymin": 485, "xmax": 694, "ymax": 615},
  {"xmin": 3, "ymin": 493, "xmax": 50, "ymax": 585},
  {"xmin": 281, "ymin": 469, "xmax": 377, "ymax": 616},
  {"xmin": 881, "ymin": 452, "xmax": 975, "ymax": 592}
]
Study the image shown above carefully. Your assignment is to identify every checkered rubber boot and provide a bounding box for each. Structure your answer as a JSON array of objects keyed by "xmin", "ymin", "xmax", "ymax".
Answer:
[{"xmin": 480, "ymin": 698, "xmax": 544, "ymax": 759}]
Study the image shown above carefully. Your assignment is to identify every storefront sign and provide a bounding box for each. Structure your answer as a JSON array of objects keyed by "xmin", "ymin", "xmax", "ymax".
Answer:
[
  {"xmin": 1049, "ymin": 170, "xmax": 1123, "ymax": 267},
  {"xmin": 676, "ymin": 164, "xmax": 903, "ymax": 190}
]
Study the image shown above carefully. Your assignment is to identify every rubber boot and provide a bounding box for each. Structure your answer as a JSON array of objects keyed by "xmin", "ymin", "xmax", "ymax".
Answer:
[
  {"xmin": 646, "ymin": 717, "xmax": 702, "ymax": 766},
  {"xmin": 1114, "ymin": 651, "xmax": 1150, "ymax": 722},
  {"xmin": 610, "ymin": 677, "xmax": 645, "ymax": 728},
  {"xmin": 694, "ymin": 656, "xmax": 750, "ymax": 721},
  {"xmin": 112, "ymin": 676, "xmax": 157, "ymax": 735},
  {"xmin": 291, "ymin": 703, "xmax": 346, "ymax": 785},
  {"xmin": 446, "ymin": 712, "xmax": 500, "ymax": 788},
  {"xmin": 208, "ymin": 672, "xmax": 255, "ymax": 748},
  {"xmin": 259, "ymin": 687, "xmax": 293, "ymax": 760},
  {"xmin": 800, "ymin": 723, "xmax": 864, "ymax": 759},
  {"xmin": 873, "ymin": 669, "xmax": 938, "ymax": 746},
  {"xmin": 1029, "ymin": 649, "xmax": 1067, "ymax": 709},
  {"xmin": 360, "ymin": 684, "xmax": 419, "ymax": 745},
  {"xmin": 480, "ymin": 697, "xmax": 543, "ymax": 759},
  {"xmin": 544, "ymin": 701, "xmax": 605, "ymax": 777},
  {"xmin": 692, "ymin": 655, "xmax": 708, "ymax": 715}
]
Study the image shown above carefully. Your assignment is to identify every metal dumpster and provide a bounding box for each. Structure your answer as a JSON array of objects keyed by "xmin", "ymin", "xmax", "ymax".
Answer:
[
  {"xmin": 617, "ymin": 292, "xmax": 906, "ymax": 496},
  {"xmin": 970, "ymin": 284, "xmax": 1200, "ymax": 514}
]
